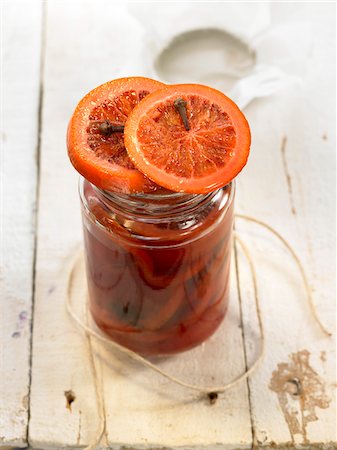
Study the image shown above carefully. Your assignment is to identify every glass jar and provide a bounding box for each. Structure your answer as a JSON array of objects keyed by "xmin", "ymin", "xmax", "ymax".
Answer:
[{"xmin": 79, "ymin": 178, "xmax": 235, "ymax": 355}]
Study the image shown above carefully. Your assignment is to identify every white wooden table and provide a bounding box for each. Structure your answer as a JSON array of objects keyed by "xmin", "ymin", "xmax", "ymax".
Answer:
[{"xmin": 1, "ymin": 2, "xmax": 336, "ymax": 449}]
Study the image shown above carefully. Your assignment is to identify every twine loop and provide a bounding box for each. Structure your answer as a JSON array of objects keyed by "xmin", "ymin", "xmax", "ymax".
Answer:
[{"xmin": 66, "ymin": 214, "xmax": 331, "ymax": 449}]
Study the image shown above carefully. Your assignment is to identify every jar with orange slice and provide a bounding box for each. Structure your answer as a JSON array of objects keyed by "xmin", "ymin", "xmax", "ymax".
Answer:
[{"xmin": 67, "ymin": 77, "xmax": 250, "ymax": 355}]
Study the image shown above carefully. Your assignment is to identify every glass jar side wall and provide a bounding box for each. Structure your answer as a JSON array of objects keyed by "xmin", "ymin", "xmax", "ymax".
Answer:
[{"xmin": 80, "ymin": 179, "xmax": 235, "ymax": 355}]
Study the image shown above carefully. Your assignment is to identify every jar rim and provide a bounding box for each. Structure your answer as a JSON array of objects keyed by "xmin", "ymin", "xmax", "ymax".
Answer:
[
  {"xmin": 79, "ymin": 177, "xmax": 235, "ymax": 248},
  {"xmin": 86, "ymin": 178, "xmax": 234, "ymax": 214},
  {"xmin": 104, "ymin": 189, "xmax": 197, "ymax": 201},
  {"xmin": 99, "ymin": 187, "xmax": 200, "ymax": 205}
]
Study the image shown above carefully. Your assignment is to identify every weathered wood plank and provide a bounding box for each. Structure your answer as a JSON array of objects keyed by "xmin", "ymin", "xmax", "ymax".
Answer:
[
  {"xmin": 236, "ymin": 3, "xmax": 336, "ymax": 447},
  {"xmin": 28, "ymin": 2, "xmax": 252, "ymax": 448},
  {"xmin": 0, "ymin": 2, "xmax": 42, "ymax": 447}
]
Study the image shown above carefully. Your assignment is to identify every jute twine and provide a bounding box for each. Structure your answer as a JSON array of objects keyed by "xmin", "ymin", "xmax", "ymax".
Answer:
[{"xmin": 65, "ymin": 215, "xmax": 331, "ymax": 449}]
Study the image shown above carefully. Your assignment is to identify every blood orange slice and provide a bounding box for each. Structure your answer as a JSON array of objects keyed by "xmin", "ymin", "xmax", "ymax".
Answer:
[
  {"xmin": 67, "ymin": 77, "xmax": 165, "ymax": 193},
  {"xmin": 124, "ymin": 84, "xmax": 251, "ymax": 193}
]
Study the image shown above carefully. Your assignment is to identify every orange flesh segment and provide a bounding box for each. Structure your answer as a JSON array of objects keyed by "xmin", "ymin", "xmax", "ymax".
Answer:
[
  {"xmin": 138, "ymin": 95, "xmax": 236, "ymax": 178},
  {"xmin": 124, "ymin": 84, "xmax": 251, "ymax": 194},
  {"xmin": 87, "ymin": 90, "xmax": 150, "ymax": 170},
  {"xmin": 67, "ymin": 77, "xmax": 165, "ymax": 193}
]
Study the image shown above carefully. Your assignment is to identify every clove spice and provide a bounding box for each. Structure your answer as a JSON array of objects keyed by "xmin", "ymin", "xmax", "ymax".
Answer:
[
  {"xmin": 174, "ymin": 98, "xmax": 190, "ymax": 131},
  {"xmin": 98, "ymin": 120, "xmax": 124, "ymax": 136}
]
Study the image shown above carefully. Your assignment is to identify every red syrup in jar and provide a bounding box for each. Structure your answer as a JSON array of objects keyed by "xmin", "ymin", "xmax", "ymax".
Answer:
[{"xmin": 80, "ymin": 178, "xmax": 234, "ymax": 355}]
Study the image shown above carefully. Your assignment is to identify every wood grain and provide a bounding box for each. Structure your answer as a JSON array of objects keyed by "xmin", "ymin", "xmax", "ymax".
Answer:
[
  {"xmin": 235, "ymin": 3, "xmax": 336, "ymax": 447},
  {"xmin": 0, "ymin": 2, "xmax": 42, "ymax": 447}
]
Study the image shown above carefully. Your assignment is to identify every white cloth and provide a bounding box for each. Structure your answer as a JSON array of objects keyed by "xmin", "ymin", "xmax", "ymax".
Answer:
[{"xmin": 118, "ymin": 2, "xmax": 306, "ymax": 109}]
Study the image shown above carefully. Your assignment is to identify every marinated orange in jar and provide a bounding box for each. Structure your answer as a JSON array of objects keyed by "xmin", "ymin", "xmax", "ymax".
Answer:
[{"xmin": 67, "ymin": 77, "xmax": 250, "ymax": 355}]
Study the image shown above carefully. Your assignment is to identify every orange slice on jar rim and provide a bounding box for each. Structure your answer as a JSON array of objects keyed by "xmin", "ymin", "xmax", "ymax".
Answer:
[
  {"xmin": 67, "ymin": 77, "xmax": 166, "ymax": 193},
  {"xmin": 124, "ymin": 84, "xmax": 251, "ymax": 194}
]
